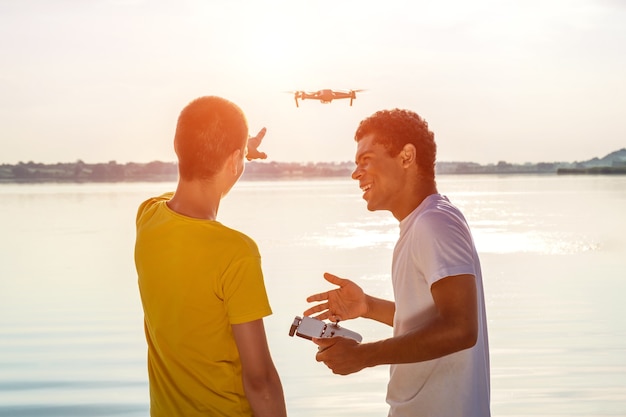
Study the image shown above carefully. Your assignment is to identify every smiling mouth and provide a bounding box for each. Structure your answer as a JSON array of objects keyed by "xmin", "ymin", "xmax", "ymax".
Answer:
[{"xmin": 360, "ymin": 183, "xmax": 372, "ymax": 194}]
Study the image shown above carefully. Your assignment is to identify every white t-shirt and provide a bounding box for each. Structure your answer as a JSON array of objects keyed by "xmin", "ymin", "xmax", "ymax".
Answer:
[{"xmin": 387, "ymin": 194, "xmax": 490, "ymax": 417}]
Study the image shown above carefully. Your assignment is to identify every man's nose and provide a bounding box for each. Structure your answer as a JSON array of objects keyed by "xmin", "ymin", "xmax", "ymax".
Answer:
[{"xmin": 351, "ymin": 166, "xmax": 361, "ymax": 180}]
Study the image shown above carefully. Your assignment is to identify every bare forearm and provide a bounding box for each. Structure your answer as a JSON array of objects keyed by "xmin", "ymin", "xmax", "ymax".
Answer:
[
  {"xmin": 232, "ymin": 320, "xmax": 288, "ymax": 417},
  {"xmin": 244, "ymin": 369, "xmax": 287, "ymax": 417},
  {"xmin": 363, "ymin": 295, "xmax": 395, "ymax": 326},
  {"xmin": 358, "ymin": 315, "xmax": 478, "ymax": 367},
  {"xmin": 314, "ymin": 276, "xmax": 480, "ymax": 376}
]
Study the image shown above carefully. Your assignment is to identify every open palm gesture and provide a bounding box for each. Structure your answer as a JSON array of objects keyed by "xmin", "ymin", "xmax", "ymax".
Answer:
[{"xmin": 304, "ymin": 273, "xmax": 368, "ymax": 322}]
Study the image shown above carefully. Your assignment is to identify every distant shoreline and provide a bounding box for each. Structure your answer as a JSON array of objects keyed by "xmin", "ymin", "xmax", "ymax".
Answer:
[
  {"xmin": 1, "ymin": 152, "xmax": 625, "ymax": 184},
  {"xmin": 556, "ymin": 166, "xmax": 626, "ymax": 175}
]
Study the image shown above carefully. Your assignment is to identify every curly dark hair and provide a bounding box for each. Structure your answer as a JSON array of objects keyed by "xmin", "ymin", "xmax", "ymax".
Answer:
[
  {"xmin": 174, "ymin": 96, "xmax": 248, "ymax": 181},
  {"xmin": 354, "ymin": 108, "xmax": 437, "ymax": 179}
]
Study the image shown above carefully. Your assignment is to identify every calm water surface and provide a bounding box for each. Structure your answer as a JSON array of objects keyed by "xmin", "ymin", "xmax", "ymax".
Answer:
[{"xmin": 1, "ymin": 175, "xmax": 625, "ymax": 416}]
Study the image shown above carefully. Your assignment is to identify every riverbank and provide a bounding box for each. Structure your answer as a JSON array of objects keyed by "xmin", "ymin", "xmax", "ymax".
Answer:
[{"xmin": 2, "ymin": 148, "xmax": 625, "ymax": 183}]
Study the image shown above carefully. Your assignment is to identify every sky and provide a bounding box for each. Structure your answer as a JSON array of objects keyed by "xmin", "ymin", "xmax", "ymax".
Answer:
[{"xmin": 1, "ymin": 0, "xmax": 625, "ymax": 165}]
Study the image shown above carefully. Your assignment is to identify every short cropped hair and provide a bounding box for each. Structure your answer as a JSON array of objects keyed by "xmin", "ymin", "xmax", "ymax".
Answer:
[
  {"xmin": 174, "ymin": 96, "xmax": 248, "ymax": 180},
  {"xmin": 354, "ymin": 109, "xmax": 437, "ymax": 180}
]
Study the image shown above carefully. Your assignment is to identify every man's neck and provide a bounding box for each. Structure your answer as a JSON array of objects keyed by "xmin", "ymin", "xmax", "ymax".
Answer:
[
  {"xmin": 393, "ymin": 180, "xmax": 438, "ymax": 221},
  {"xmin": 166, "ymin": 179, "xmax": 221, "ymax": 220}
]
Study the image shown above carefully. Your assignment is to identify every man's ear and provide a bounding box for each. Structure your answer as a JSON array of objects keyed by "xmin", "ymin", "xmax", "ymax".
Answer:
[
  {"xmin": 227, "ymin": 148, "xmax": 243, "ymax": 176},
  {"xmin": 400, "ymin": 144, "xmax": 416, "ymax": 167}
]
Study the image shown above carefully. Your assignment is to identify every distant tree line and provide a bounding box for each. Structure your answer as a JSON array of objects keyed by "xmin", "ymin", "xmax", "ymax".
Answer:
[
  {"xmin": 556, "ymin": 166, "xmax": 626, "ymax": 175},
  {"xmin": 2, "ymin": 150, "xmax": 624, "ymax": 183},
  {"xmin": 0, "ymin": 160, "xmax": 354, "ymax": 183},
  {"xmin": 1, "ymin": 160, "xmax": 178, "ymax": 182}
]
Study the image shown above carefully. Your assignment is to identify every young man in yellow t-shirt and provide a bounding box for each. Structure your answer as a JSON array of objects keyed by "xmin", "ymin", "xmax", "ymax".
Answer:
[{"xmin": 134, "ymin": 96, "xmax": 287, "ymax": 417}]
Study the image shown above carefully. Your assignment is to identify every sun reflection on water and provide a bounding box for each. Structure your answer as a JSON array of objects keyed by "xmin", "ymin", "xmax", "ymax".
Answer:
[
  {"xmin": 472, "ymin": 228, "xmax": 601, "ymax": 255},
  {"xmin": 302, "ymin": 219, "xmax": 397, "ymax": 249}
]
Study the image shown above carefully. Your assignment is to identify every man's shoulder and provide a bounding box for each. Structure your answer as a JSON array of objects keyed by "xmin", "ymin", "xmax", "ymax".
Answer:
[
  {"xmin": 140, "ymin": 192, "xmax": 173, "ymax": 207},
  {"xmin": 217, "ymin": 225, "xmax": 260, "ymax": 255},
  {"xmin": 403, "ymin": 195, "xmax": 468, "ymax": 239},
  {"xmin": 136, "ymin": 192, "xmax": 173, "ymax": 224},
  {"xmin": 420, "ymin": 194, "xmax": 464, "ymax": 220}
]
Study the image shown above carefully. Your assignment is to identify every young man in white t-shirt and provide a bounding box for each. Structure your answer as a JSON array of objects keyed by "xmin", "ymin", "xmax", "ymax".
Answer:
[{"xmin": 305, "ymin": 108, "xmax": 490, "ymax": 416}]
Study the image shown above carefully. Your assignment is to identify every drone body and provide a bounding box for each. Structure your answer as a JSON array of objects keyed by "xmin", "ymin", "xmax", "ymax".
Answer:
[{"xmin": 292, "ymin": 89, "xmax": 364, "ymax": 107}]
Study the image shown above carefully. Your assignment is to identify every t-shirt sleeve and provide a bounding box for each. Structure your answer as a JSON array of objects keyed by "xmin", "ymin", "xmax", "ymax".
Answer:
[
  {"xmin": 417, "ymin": 211, "xmax": 477, "ymax": 286},
  {"xmin": 221, "ymin": 255, "xmax": 272, "ymax": 325}
]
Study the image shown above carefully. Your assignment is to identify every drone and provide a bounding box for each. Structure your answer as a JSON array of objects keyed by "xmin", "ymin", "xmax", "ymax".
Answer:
[{"xmin": 290, "ymin": 89, "xmax": 364, "ymax": 107}]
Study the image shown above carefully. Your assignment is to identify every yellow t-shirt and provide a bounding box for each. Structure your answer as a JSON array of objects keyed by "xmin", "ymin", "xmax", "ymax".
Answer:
[{"xmin": 134, "ymin": 193, "xmax": 272, "ymax": 417}]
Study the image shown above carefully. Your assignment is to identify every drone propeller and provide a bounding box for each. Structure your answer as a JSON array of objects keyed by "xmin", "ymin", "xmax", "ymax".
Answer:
[
  {"xmin": 284, "ymin": 91, "xmax": 303, "ymax": 107},
  {"xmin": 348, "ymin": 89, "xmax": 366, "ymax": 106}
]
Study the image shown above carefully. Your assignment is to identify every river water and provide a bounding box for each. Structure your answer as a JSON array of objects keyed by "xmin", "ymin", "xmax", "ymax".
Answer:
[{"xmin": 1, "ymin": 175, "xmax": 625, "ymax": 416}]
